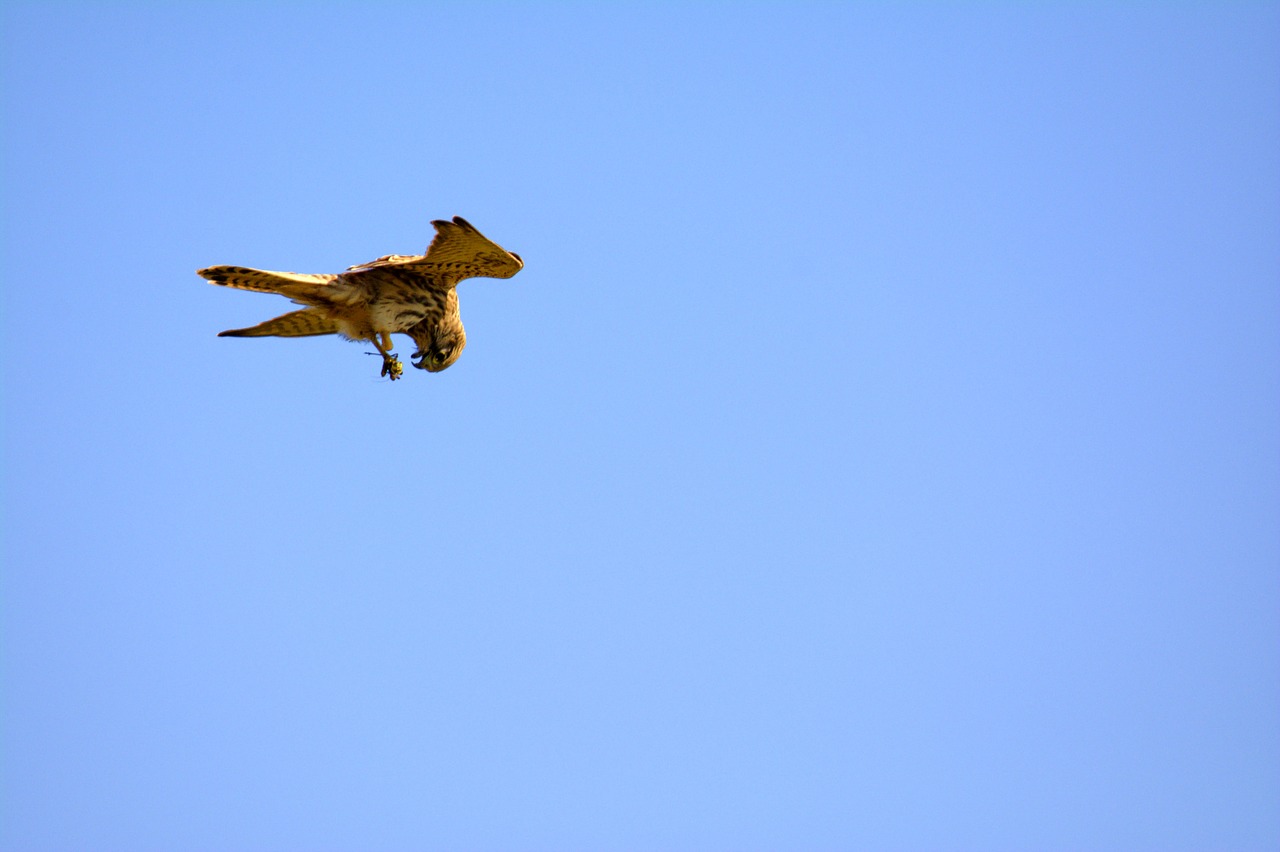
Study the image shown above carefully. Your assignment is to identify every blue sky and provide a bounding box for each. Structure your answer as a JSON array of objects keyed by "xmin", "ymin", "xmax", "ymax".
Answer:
[{"xmin": 2, "ymin": 2, "xmax": 1278, "ymax": 850}]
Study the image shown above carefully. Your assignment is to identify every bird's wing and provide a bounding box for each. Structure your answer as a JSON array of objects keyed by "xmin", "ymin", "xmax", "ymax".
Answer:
[
  {"xmin": 344, "ymin": 254, "xmax": 422, "ymax": 271},
  {"xmin": 343, "ymin": 217, "xmax": 523, "ymax": 288},
  {"xmin": 198, "ymin": 266, "xmax": 337, "ymax": 295}
]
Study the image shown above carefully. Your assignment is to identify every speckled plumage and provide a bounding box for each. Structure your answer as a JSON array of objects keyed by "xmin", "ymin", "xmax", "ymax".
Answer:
[{"xmin": 197, "ymin": 217, "xmax": 522, "ymax": 378}]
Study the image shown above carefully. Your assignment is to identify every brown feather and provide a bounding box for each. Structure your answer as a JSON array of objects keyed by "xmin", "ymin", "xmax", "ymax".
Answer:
[{"xmin": 219, "ymin": 308, "xmax": 338, "ymax": 338}]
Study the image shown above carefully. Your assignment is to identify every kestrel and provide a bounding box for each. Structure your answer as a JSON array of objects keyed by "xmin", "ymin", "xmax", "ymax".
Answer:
[{"xmin": 197, "ymin": 216, "xmax": 523, "ymax": 379}]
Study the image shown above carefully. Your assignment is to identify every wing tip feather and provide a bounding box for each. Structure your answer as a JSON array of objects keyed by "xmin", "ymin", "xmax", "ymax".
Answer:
[{"xmin": 430, "ymin": 216, "xmax": 477, "ymax": 233}]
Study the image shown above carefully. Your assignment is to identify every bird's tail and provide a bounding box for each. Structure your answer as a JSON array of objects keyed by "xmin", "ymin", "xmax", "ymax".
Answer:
[
  {"xmin": 219, "ymin": 308, "xmax": 338, "ymax": 338},
  {"xmin": 197, "ymin": 265, "xmax": 336, "ymax": 295}
]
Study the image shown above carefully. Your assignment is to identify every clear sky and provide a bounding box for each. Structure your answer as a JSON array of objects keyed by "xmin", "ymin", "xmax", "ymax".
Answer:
[{"xmin": 2, "ymin": 3, "xmax": 1278, "ymax": 850}]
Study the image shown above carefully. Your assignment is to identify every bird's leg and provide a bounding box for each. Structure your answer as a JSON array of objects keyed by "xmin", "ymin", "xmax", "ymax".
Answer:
[{"xmin": 371, "ymin": 333, "xmax": 403, "ymax": 381}]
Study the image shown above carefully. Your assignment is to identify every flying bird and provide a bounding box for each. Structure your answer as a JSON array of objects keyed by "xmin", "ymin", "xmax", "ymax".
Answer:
[{"xmin": 197, "ymin": 217, "xmax": 523, "ymax": 379}]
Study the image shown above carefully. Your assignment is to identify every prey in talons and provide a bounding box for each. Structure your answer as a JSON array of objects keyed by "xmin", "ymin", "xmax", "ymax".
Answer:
[{"xmin": 369, "ymin": 332, "xmax": 404, "ymax": 381}]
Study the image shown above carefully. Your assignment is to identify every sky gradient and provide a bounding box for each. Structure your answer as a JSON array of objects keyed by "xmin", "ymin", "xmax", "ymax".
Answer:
[{"xmin": 3, "ymin": 3, "xmax": 1279, "ymax": 850}]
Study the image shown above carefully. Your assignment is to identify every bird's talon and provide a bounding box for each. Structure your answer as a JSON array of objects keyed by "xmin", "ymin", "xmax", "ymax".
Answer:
[{"xmin": 381, "ymin": 353, "xmax": 403, "ymax": 380}]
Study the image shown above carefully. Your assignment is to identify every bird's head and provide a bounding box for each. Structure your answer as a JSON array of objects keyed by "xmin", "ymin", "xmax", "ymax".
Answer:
[{"xmin": 410, "ymin": 322, "xmax": 467, "ymax": 372}]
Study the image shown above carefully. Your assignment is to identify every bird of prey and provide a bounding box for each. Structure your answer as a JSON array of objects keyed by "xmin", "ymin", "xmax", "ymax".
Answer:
[{"xmin": 197, "ymin": 216, "xmax": 523, "ymax": 379}]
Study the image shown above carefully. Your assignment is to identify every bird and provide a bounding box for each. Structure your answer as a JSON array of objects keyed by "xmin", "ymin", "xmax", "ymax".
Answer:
[{"xmin": 197, "ymin": 216, "xmax": 523, "ymax": 379}]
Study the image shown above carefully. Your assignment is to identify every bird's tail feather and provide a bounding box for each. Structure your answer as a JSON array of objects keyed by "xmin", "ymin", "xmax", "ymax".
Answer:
[{"xmin": 219, "ymin": 309, "xmax": 338, "ymax": 338}]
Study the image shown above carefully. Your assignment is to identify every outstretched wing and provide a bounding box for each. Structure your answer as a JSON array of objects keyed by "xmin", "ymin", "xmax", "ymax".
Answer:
[
  {"xmin": 342, "ymin": 217, "xmax": 523, "ymax": 289},
  {"xmin": 198, "ymin": 266, "xmax": 337, "ymax": 295},
  {"xmin": 219, "ymin": 308, "xmax": 339, "ymax": 338},
  {"xmin": 422, "ymin": 216, "xmax": 523, "ymax": 279}
]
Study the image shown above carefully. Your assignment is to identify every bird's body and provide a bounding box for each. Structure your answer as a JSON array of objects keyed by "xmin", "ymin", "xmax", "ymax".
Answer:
[{"xmin": 197, "ymin": 217, "xmax": 522, "ymax": 378}]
